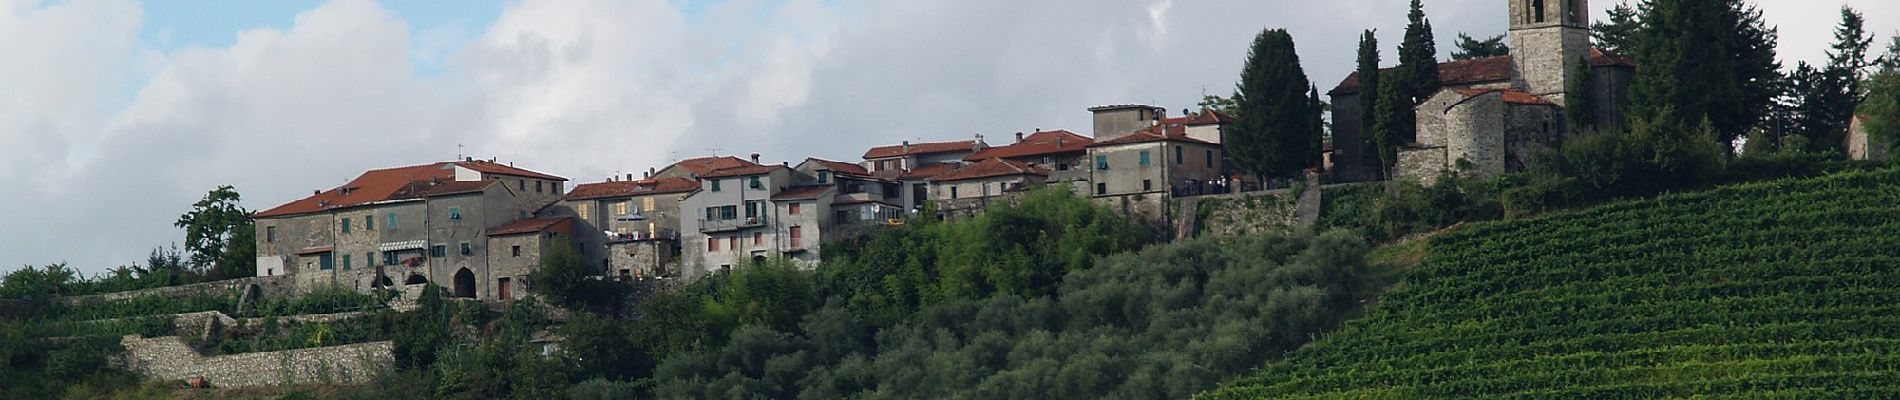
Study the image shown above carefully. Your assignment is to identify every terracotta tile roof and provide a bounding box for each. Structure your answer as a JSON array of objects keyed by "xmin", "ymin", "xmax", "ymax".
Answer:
[
  {"xmin": 964, "ymin": 130, "xmax": 1092, "ymax": 161},
  {"xmin": 487, "ymin": 217, "xmax": 573, "ymax": 237},
  {"xmin": 454, "ymin": 160, "xmax": 566, "ymax": 181},
  {"xmin": 564, "ymin": 176, "xmax": 699, "ymax": 201},
  {"xmin": 1330, "ymin": 55, "xmax": 1512, "ymax": 96},
  {"xmin": 863, "ymin": 139, "xmax": 984, "ymax": 160},
  {"xmin": 771, "ymin": 185, "xmax": 832, "ymax": 201},
  {"xmin": 896, "ymin": 163, "xmax": 960, "ymax": 180},
  {"xmin": 929, "ymin": 158, "xmax": 1050, "ymax": 182},
  {"xmin": 808, "ymin": 158, "xmax": 872, "ymax": 177},
  {"xmin": 700, "ymin": 164, "xmax": 787, "ymax": 179},
  {"xmin": 410, "ymin": 180, "xmax": 497, "ymax": 198},
  {"xmin": 1448, "ymin": 88, "xmax": 1557, "ymax": 106},
  {"xmin": 1588, "ymin": 47, "xmax": 1636, "ymax": 67},
  {"xmin": 671, "ymin": 156, "xmax": 759, "ymax": 176},
  {"xmin": 1332, "ymin": 48, "xmax": 1636, "ymax": 96},
  {"xmin": 1164, "ymin": 110, "xmax": 1235, "ymax": 126},
  {"xmin": 1089, "ymin": 123, "xmax": 1216, "ymax": 147},
  {"xmin": 257, "ymin": 162, "xmax": 465, "ymax": 218}
]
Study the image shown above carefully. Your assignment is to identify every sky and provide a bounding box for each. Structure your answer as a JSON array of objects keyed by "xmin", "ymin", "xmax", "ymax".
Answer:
[{"xmin": 1, "ymin": 0, "xmax": 1895, "ymax": 275}]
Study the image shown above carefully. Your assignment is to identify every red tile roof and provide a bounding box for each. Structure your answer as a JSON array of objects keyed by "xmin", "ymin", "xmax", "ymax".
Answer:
[
  {"xmin": 1331, "ymin": 55, "xmax": 1512, "ymax": 96},
  {"xmin": 455, "ymin": 160, "xmax": 567, "ymax": 181},
  {"xmin": 256, "ymin": 162, "xmax": 514, "ymax": 218},
  {"xmin": 929, "ymin": 158, "xmax": 1050, "ymax": 182},
  {"xmin": 771, "ymin": 185, "xmax": 832, "ymax": 200},
  {"xmin": 1448, "ymin": 88, "xmax": 1557, "ymax": 106},
  {"xmin": 1165, "ymin": 110, "xmax": 1235, "ymax": 126},
  {"xmin": 1331, "ymin": 48, "xmax": 1636, "ymax": 96},
  {"xmin": 700, "ymin": 164, "xmax": 788, "ymax": 179},
  {"xmin": 670, "ymin": 156, "xmax": 759, "ymax": 176},
  {"xmin": 863, "ymin": 139, "xmax": 984, "ymax": 160},
  {"xmin": 964, "ymin": 130, "xmax": 1092, "ymax": 161},
  {"xmin": 487, "ymin": 217, "xmax": 573, "ymax": 237},
  {"xmin": 896, "ymin": 163, "xmax": 959, "ymax": 181},
  {"xmin": 564, "ymin": 176, "xmax": 699, "ymax": 201},
  {"xmin": 1089, "ymin": 123, "xmax": 1216, "ymax": 147},
  {"xmin": 807, "ymin": 158, "xmax": 872, "ymax": 177}
]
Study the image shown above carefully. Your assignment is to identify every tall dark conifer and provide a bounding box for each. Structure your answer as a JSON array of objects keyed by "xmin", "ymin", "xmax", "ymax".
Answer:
[
  {"xmin": 1567, "ymin": 56, "xmax": 1598, "ymax": 131},
  {"xmin": 1399, "ymin": 0, "xmax": 1440, "ymax": 102},
  {"xmin": 1629, "ymin": 0, "xmax": 1779, "ymax": 147},
  {"xmin": 1372, "ymin": 70, "xmax": 1411, "ymax": 178},
  {"xmin": 1355, "ymin": 30, "xmax": 1383, "ymax": 169},
  {"xmin": 1230, "ymin": 29, "xmax": 1321, "ymax": 180}
]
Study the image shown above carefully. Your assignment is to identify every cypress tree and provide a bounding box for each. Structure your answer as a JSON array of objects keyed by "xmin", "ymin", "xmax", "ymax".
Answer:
[
  {"xmin": 1309, "ymin": 86, "xmax": 1327, "ymax": 170},
  {"xmin": 1372, "ymin": 70, "xmax": 1412, "ymax": 178},
  {"xmin": 1355, "ymin": 30, "xmax": 1382, "ymax": 169},
  {"xmin": 1629, "ymin": 0, "xmax": 1779, "ymax": 147},
  {"xmin": 1399, "ymin": 0, "xmax": 1440, "ymax": 101},
  {"xmin": 1798, "ymin": 6, "xmax": 1874, "ymax": 152},
  {"xmin": 1567, "ymin": 56, "xmax": 1597, "ymax": 131},
  {"xmin": 1230, "ymin": 28, "xmax": 1320, "ymax": 180}
]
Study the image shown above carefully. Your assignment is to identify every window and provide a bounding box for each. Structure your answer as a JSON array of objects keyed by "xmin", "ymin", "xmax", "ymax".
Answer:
[
  {"xmin": 1176, "ymin": 146, "xmax": 1184, "ymax": 164},
  {"xmin": 818, "ymin": 172, "xmax": 829, "ymax": 184},
  {"xmin": 384, "ymin": 252, "xmax": 397, "ymax": 265},
  {"xmin": 1096, "ymin": 183, "xmax": 1107, "ymax": 195},
  {"xmin": 1532, "ymin": 0, "xmax": 1545, "ymax": 23},
  {"xmin": 388, "ymin": 213, "xmax": 398, "ymax": 230},
  {"xmin": 1143, "ymin": 179, "xmax": 1153, "ymax": 191},
  {"xmin": 341, "ymin": 219, "xmax": 351, "ymax": 234},
  {"xmin": 745, "ymin": 201, "xmax": 762, "ymax": 219},
  {"xmin": 367, "ymin": 252, "xmax": 374, "ymax": 267},
  {"xmin": 711, "ymin": 179, "xmax": 722, "ymax": 192},
  {"xmin": 753, "ymin": 232, "xmax": 763, "ymax": 246},
  {"xmin": 554, "ymin": 182, "xmax": 563, "ymax": 193},
  {"xmin": 1206, "ymin": 150, "xmax": 1214, "ymax": 168},
  {"xmin": 319, "ymin": 253, "xmax": 334, "ymax": 270},
  {"xmin": 365, "ymin": 215, "xmax": 374, "ymax": 230},
  {"xmin": 709, "ymin": 238, "xmax": 720, "ymax": 252},
  {"xmin": 749, "ymin": 176, "xmax": 762, "ymax": 189},
  {"xmin": 1140, "ymin": 151, "xmax": 1151, "ymax": 166},
  {"xmin": 536, "ymin": 181, "xmax": 544, "ymax": 193},
  {"xmin": 728, "ymin": 236, "xmax": 738, "ymax": 251},
  {"xmin": 789, "ymin": 226, "xmax": 803, "ymax": 248},
  {"xmin": 950, "ymin": 186, "xmax": 958, "ymax": 199},
  {"xmin": 342, "ymin": 254, "xmax": 352, "ymax": 270},
  {"xmin": 615, "ymin": 202, "xmax": 628, "ymax": 216},
  {"xmin": 578, "ymin": 203, "xmax": 591, "ymax": 220},
  {"xmin": 431, "ymin": 245, "xmax": 446, "ymax": 258},
  {"xmin": 266, "ymin": 226, "xmax": 277, "ymax": 242},
  {"xmin": 1096, "ymin": 155, "xmax": 1109, "ymax": 170},
  {"xmin": 460, "ymin": 242, "xmax": 472, "ymax": 255},
  {"xmin": 518, "ymin": 179, "xmax": 525, "ymax": 191},
  {"xmin": 789, "ymin": 203, "xmax": 801, "ymax": 215},
  {"xmin": 512, "ymin": 245, "xmax": 521, "ymax": 257},
  {"xmin": 1056, "ymin": 162, "xmax": 1069, "ymax": 171}
]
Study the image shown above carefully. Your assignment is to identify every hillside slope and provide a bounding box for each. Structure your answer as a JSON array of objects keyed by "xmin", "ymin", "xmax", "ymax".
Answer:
[{"xmin": 1203, "ymin": 167, "xmax": 1900, "ymax": 399}]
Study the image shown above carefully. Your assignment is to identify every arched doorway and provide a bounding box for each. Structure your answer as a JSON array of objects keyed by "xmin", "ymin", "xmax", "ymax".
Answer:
[
  {"xmin": 376, "ymin": 275, "xmax": 395, "ymax": 288},
  {"xmin": 453, "ymin": 268, "xmax": 476, "ymax": 298},
  {"xmin": 405, "ymin": 274, "xmax": 429, "ymax": 286}
]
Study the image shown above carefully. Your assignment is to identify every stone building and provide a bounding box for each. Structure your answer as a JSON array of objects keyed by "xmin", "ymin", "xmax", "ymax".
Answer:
[
  {"xmin": 1086, "ymin": 120, "xmax": 1227, "ymax": 198},
  {"xmin": 794, "ymin": 158, "xmax": 906, "ymax": 236},
  {"xmin": 484, "ymin": 217, "xmax": 574, "ymax": 301},
  {"xmin": 1846, "ymin": 115, "xmax": 1891, "ymax": 161},
  {"xmin": 1328, "ymin": 0, "xmax": 1636, "ymax": 182},
  {"xmin": 678, "ymin": 163, "xmax": 799, "ymax": 280},
  {"xmin": 928, "ymin": 158, "xmax": 1051, "ymax": 217},
  {"xmin": 860, "ymin": 137, "xmax": 988, "ymax": 211},
  {"xmin": 252, "ymin": 160, "xmax": 568, "ymax": 301},
  {"xmin": 549, "ymin": 174, "xmax": 699, "ymax": 280},
  {"xmin": 965, "ymin": 129, "xmax": 1094, "ymax": 192}
]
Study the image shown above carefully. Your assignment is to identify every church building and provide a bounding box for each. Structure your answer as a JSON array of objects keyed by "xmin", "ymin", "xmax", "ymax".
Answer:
[{"xmin": 1329, "ymin": 0, "xmax": 1636, "ymax": 183}]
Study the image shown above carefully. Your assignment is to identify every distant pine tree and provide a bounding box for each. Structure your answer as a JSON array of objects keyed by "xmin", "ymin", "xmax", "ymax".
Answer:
[
  {"xmin": 1567, "ymin": 56, "xmax": 1597, "ymax": 131},
  {"xmin": 1372, "ymin": 70, "xmax": 1412, "ymax": 178},
  {"xmin": 1355, "ymin": 30, "xmax": 1382, "ymax": 169},
  {"xmin": 1399, "ymin": 0, "xmax": 1440, "ymax": 102},
  {"xmin": 1231, "ymin": 28, "xmax": 1322, "ymax": 180},
  {"xmin": 1451, "ymin": 33, "xmax": 1508, "ymax": 60}
]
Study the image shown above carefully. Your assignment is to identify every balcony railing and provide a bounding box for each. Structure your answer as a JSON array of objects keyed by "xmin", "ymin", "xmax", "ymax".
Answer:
[
  {"xmin": 698, "ymin": 216, "xmax": 767, "ymax": 233},
  {"xmin": 606, "ymin": 229, "xmax": 679, "ymax": 243}
]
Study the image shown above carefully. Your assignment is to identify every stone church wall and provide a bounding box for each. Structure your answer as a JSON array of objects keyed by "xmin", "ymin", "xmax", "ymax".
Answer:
[{"xmin": 1446, "ymin": 93, "xmax": 1506, "ymax": 177}]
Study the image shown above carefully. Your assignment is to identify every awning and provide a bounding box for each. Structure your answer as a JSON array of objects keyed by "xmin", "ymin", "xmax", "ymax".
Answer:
[
  {"xmin": 378, "ymin": 240, "xmax": 427, "ymax": 252},
  {"xmin": 294, "ymin": 246, "xmax": 333, "ymax": 255}
]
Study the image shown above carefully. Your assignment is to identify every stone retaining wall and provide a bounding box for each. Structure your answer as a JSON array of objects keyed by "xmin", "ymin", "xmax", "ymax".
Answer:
[
  {"xmin": 57, "ymin": 275, "xmax": 294, "ymax": 308},
  {"xmin": 118, "ymin": 334, "xmax": 392, "ymax": 388}
]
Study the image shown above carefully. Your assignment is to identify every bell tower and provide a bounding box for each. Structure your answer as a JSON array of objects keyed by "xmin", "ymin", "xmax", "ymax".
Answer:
[{"xmin": 1508, "ymin": 0, "xmax": 1590, "ymax": 105}]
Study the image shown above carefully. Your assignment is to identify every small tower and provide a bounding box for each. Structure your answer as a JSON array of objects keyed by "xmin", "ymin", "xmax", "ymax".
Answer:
[{"xmin": 1508, "ymin": 0, "xmax": 1590, "ymax": 106}]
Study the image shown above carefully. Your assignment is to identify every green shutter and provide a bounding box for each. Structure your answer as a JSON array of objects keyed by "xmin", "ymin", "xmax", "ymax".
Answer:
[{"xmin": 1140, "ymin": 151, "xmax": 1150, "ymax": 166}]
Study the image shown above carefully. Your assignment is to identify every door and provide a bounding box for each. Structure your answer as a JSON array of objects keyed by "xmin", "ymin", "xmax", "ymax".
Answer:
[{"xmin": 498, "ymin": 277, "xmax": 512, "ymax": 301}]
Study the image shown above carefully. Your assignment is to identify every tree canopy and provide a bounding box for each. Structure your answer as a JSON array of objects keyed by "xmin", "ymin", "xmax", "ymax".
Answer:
[
  {"xmin": 1591, "ymin": 3, "xmax": 1642, "ymax": 54},
  {"xmin": 1450, "ymin": 33, "xmax": 1508, "ymax": 60},
  {"xmin": 1398, "ymin": 0, "xmax": 1440, "ymax": 101},
  {"xmin": 1627, "ymin": 0, "xmax": 1781, "ymax": 148},
  {"xmin": 174, "ymin": 185, "xmax": 254, "ymax": 280},
  {"xmin": 1229, "ymin": 28, "xmax": 1323, "ymax": 179}
]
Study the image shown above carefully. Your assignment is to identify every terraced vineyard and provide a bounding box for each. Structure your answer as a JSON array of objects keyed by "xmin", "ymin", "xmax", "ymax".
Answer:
[{"xmin": 1203, "ymin": 167, "xmax": 1900, "ymax": 399}]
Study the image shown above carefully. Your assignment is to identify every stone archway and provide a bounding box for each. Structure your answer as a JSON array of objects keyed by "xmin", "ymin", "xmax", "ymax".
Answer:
[
  {"xmin": 405, "ymin": 274, "xmax": 429, "ymax": 286},
  {"xmin": 452, "ymin": 268, "xmax": 476, "ymax": 299}
]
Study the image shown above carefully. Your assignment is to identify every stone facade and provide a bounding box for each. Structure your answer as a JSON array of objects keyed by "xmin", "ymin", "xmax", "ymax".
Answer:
[
  {"xmin": 1086, "ymin": 140, "xmax": 1224, "ymax": 197},
  {"xmin": 1089, "ymin": 105, "xmax": 1167, "ymax": 142},
  {"xmin": 1508, "ymin": 0, "xmax": 1591, "ymax": 105},
  {"xmin": 1846, "ymin": 115, "xmax": 1891, "ymax": 161},
  {"xmin": 119, "ymin": 335, "xmax": 392, "ymax": 388}
]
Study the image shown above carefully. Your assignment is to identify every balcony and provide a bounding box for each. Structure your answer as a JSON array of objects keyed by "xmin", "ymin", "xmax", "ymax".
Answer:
[
  {"xmin": 606, "ymin": 229, "xmax": 679, "ymax": 243},
  {"xmin": 698, "ymin": 216, "xmax": 767, "ymax": 233}
]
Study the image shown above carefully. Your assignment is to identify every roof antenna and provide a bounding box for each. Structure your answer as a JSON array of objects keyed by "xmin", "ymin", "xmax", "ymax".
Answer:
[{"xmin": 457, "ymin": 144, "xmax": 465, "ymax": 161}]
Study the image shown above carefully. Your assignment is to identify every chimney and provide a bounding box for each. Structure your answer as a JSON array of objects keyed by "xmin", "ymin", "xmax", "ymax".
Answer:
[
  {"xmin": 750, "ymin": 153, "xmax": 761, "ymax": 164},
  {"xmin": 1015, "ymin": 132, "xmax": 1024, "ymax": 143},
  {"xmin": 465, "ymin": 156, "xmax": 473, "ymax": 162},
  {"xmin": 902, "ymin": 140, "xmax": 911, "ymax": 154},
  {"xmin": 314, "ymin": 189, "xmax": 321, "ymax": 195},
  {"xmin": 1036, "ymin": 127, "xmax": 1042, "ymax": 132},
  {"xmin": 649, "ymin": 167, "xmax": 657, "ymax": 177},
  {"xmin": 627, "ymin": 173, "xmax": 634, "ymax": 181}
]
